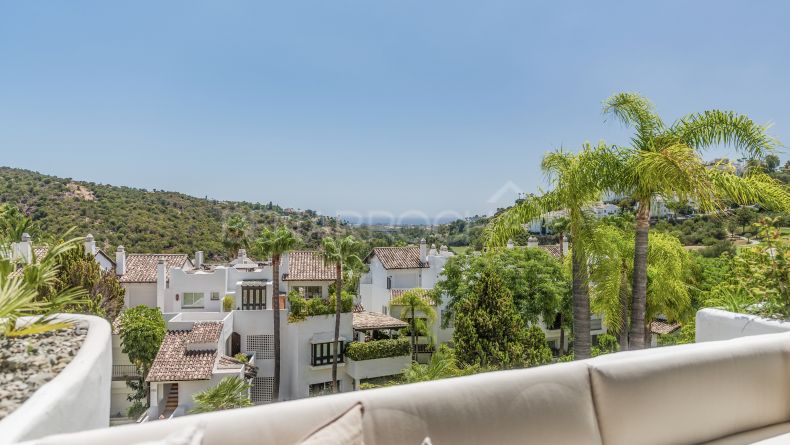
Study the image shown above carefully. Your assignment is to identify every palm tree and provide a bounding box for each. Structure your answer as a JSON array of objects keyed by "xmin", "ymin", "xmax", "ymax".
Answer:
[
  {"xmin": 602, "ymin": 92, "xmax": 787, "ymax": 349},
  {"xmin": 320, "ymin": 236, "xmax": 363, "ymax": 393},
  {"xmin": 253, "ymin": 226, "xmax": 299, "ymax": 402},
  {"xmin": 223, "ymin": 214, "xmax": 250, "ymax": 259},
  {"xmin": 391, "ymin": 288, "xmax": 437, "ymax": 362},
  {"xmin": 487, "ymin": 142, "xmax": 621, "ymax": 359},
  {"xmin": 547, "ymin": 215, "xmax": 570, "ymax": 354},
  {"xmin": 189, "ymin": 376, "xmax": 252, "ymax": 413}
]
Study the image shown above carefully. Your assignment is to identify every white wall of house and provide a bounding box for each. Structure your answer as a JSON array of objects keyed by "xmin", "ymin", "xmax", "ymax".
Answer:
[{"xmin": 123, "ymin": 283, "xmax": 156, "ymax": 308}]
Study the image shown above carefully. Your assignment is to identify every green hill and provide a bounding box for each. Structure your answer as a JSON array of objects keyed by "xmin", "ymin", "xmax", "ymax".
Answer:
[{"xmin": 0, "ymin": 167, "xmax": 357, "ymax": 260}]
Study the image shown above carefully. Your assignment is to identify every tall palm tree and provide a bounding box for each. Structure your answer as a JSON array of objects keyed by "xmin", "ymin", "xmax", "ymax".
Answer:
[
  {"xmin": 253, "ymin": 226, "xmax": 299, "ymax": 402},
  {"xmin": 223, "ymin": 214, "xmax": 250, "ymax": 259},
  {"xmin": 391, "ymin": 288, "xmax": 437, "ymax": 362},
  {"xmin": 487, "ymin": 142, "xmax": 621, "ymax": 359},
  {"xmin": 602, "ymin": 92, "xmax": 788, "ymax": 349},
  {"xmin": 320, "ymin": 236, "xmax": 363, "ymax": 393}
]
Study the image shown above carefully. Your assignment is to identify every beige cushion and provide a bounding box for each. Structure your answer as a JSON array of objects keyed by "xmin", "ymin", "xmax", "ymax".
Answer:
[
  {"xmin": 134, "ymin": 425, "xmax": 204, "ymax": 445},
  {"xmin": 21, "ymin": 361, "xmax": 601, "ymax": 445},
  {"xmin": 589, "ymin": 334, "xmax": 790, "ymax": 445},
  {"xmin": 299, "ymin": 403, "xmax": 364, "ymax": 445},
  {"xmin": 702, "ymin": 422, "xmax": 790, "ymax": 445}
]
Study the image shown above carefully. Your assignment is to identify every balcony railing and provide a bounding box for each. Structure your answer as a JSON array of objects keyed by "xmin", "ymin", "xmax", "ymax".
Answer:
[{"xmin": 113, "ymin": 364, "xmax": 141, "ymax": 380}]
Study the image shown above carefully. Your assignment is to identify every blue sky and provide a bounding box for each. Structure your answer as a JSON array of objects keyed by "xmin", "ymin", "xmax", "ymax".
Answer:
[{"xmin": 1, "ymin": 1, "xmax": 788, "ymax": 222}]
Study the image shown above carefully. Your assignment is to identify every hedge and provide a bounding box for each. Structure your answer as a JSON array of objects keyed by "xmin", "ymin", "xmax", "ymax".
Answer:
[{"xmin": 345, "ymin": 338, "xmax": 411, "ymax": 361}]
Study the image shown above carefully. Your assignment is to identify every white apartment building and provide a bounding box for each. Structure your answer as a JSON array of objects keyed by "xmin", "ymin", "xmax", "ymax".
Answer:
[
  {"xmin": 111, "ymin": 247, "xmax": 409, "ymax": 420},
  {"xmin": 359, "ymin": 240, "xmax": 455, "ymax": 352}
]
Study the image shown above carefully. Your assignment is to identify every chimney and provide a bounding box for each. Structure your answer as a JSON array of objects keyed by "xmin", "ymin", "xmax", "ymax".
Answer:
[
  {"xmin": 238, "ymin": 249, "xmax": 247, "ymax": 262},
  {"xmin": 195, "ymin": 251, "xmax": 204, "ymax": 269},
  {"xmin": 84, "ymin": 234, "xmax": 96, "ymax": 256},
  {"xmin": 562, "ymin": 235, "xmax": 569, "ymax": 257},
  {"xmin": 17, "ymin": 233, "xmax": 33, "ymax": 264},
  {"xmin": 527, "ymin": 236, "xmax": 539, "ymax": 248},
  {"xmin": 419, "ymin": 239, "xmax": 427, "ymax": 263},
  {"xmin": 156, "ymin": 258, "xmax": 166, "ymax": 311},
  {"xmin": 440, "ymin": 245, "xmax": 451, "ymax": 257},
  {"xmin": 506, "ymin": 239, "xmax": 514, "ymax": 249},
  {"xmin": 116, "ymin": 246, "xmax": 126, "ymax": 276}
]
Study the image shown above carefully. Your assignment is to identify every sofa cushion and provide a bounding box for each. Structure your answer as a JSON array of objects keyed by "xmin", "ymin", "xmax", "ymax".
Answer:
[
  {"xmin": 702, "ymin": 422, "xmax": 790, "ymax": 445},
  {"xmin": 589, "ymin": 333, "xmax": 790, "ymax": 445},
  {"xmin": 20, "ymin": 361, "xmax": 602, "ymax": 445}
]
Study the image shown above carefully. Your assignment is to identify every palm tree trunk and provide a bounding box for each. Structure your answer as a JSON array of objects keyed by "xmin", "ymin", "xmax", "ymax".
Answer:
[
  {"xmin": 572, "ymin": 249, "xmax": 591, "ymax": 359},
  {"xmin": 629, "ymin": 200, "xmax": 650, "ymax": 350},
  {"xmin": 558, "ymin": 313, "xmax": 565, "ymax": 356},
  {"xmin": 272, "ymin": 256, "xmax": 281, "ymax": 402},
  {"xmin": 618, "ymin": 263, "xmax": 629, "ymax": 351},
  {"xmin": 411, "ymin": 305, "xmax": 417, "ymax": 361},
  {"xmin": 331, "ymin": 263, "xmax": 342, "ymax": 393}
]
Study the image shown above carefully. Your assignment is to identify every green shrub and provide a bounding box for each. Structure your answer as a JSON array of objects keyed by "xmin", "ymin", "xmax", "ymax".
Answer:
[
  {"xmin": 288, "ymin": 290, "xmax": 354, "ymax": 322},
  {"xmin": 222, "ymin": 295, "xmax": 234, "ymax": 312},
  {"xmin": 345, "ymin": 338, "xmax": 411, "ymax": 361},
  {"xmin": 591, "ymin": 333, "xmax": 620, "ymax": 357}
]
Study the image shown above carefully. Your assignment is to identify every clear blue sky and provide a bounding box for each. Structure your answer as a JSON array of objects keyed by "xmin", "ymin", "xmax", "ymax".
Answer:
[{"xmin": 1, "ymin": 1, "xmax": 788, "ymax": 222}]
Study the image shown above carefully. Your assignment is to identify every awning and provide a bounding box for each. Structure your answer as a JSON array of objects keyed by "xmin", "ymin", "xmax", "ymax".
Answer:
[{"xmin": 310, "ymin": 332, "xmax": 347, "ymax": 344}]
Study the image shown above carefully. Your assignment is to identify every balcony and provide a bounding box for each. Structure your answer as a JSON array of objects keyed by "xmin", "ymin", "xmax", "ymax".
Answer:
[
  {"xmin": 344, "ymin": 338, "xmax": 411, "ymax": 382},
  {"xmin": 112, "ymin": 365, "xmax": 141, "ymax": 381}
]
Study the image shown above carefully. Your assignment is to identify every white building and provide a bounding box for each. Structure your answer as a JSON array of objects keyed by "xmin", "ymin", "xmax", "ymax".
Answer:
[
  {"xmin": 359, "ymin": 240, "xmax": 455, "ymax": 353},
  {"xmin": 112, "ymin": 248, "xmax": 410, "ymax": 420}
]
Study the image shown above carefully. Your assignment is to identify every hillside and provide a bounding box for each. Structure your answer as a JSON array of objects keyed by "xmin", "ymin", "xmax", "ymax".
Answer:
[{"xmin": 0, "ymin": 167, "xmax": 359, "ymax": 260}]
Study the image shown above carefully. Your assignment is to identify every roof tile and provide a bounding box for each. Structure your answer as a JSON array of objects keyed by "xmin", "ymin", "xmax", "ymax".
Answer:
[
  {"xmin": 119, "ymin": 254, "xmax": 191, "ymax": 283},
  {"xmin": 284, "ymin": 250, "xmax": 337, "ymax": 281},
  {"xmin": 371, "ymin": 246, "xmax": 427, "ymax": 270}
]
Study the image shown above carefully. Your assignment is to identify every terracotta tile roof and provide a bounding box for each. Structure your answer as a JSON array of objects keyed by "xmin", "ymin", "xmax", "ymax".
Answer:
[
  {"xmin": 147, "ymin": 330, "xmax": 217, "ymax": 382},
  {"xmin": 390, "ymin": 288, "xmax": 436, "ymax": 305},
  {"xmin": 650, "ymin": 320, "xmax": 682, "ymax": 335},
  {"xmin": 370, "ymin": 246, "xmax": 427, "ymax": 270},
  {"xmin": 186, "ymin": 322, "xmax": 223, "ymax": 344},
  {"xmin": 119, "ymin": 254, "xmax": 191, "ymax": 283},
  {"xmin": 352, "ymin": 311, "xmax": 408, "ymax": 330},
  {"xmin": 217, "ymin": 355, "xmax": 258, "ymax": 379},
  {"xmin": 284, "ymin": 250, "xmax": 337, "ymax": 281}
]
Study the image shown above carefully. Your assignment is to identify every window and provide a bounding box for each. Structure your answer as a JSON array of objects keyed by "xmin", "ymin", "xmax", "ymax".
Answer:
[
  {"xmin": 210, "ymin": 291, "xmax": 220, "ymax": 301},
  {"xmin": 311, "ymin": 341, "xmax": 344, "ymax": 366},
  {"xmin": 386, "ymin": 277, "xmax": 392, "ymax": 289},
  {"xmin": 251, "ymin": 377, "xmax": 273, "ymax": 404},
  {"xmin": 309, "ymin": 381, "xmax": 341, "ymax": 397},
  {"xmin": 305, "ymin": 286, "xmax": 322, "ymax": 299},
  {"xmin": 241, "ymin": 286, "xmax": 266, "ymax": 310},
  {"xmin": 182, "ymin": 292, "xmax": 204, "ymax": 308},
  {"xmin": 590, "ymin": 318, "xmax": 603, "ymax": 331},
  {"xmin": 246, "ymin": 335, "xmax": 274, "ymax": 359}
]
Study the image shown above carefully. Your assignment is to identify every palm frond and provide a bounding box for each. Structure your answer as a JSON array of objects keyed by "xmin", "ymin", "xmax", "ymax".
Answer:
[
  {"xmin": 602, "ymin": 92, "xmax": 664, "ymax": 149},
  {"xmin": 670, "ymin": 110, "xmax": 779, "ymax": 157},
  {"xmin": 707, "ymin": 168, "xmax": 790, "ymax": 212}
]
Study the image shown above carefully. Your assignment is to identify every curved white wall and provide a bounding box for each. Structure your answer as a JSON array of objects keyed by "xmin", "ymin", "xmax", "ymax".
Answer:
[
  {"xmin": 696, "ymin": 308, "xmax": 790, "ymax": 342},
  {"xmin": 0, "ymin": 314, "xmax": 112, "ymax": 444}
]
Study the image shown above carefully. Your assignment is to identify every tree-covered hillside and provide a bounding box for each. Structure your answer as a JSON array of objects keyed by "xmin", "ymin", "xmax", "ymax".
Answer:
[{"xmin": 0, "ymin": 167, "xmax": 359, "ymax": 259}]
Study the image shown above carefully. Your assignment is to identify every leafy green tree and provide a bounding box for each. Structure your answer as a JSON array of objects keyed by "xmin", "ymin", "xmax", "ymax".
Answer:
[
  {"xmin": 735, "ymin": 206, "xmax": 757, "ymax": 237},
  {"xmin": 253, "ymin": 226, "xmax": 299, "ymax": 401},
  {"xmin": 523, "ymin": 325, "xmax": 553, "ymax": 367},
  {"xmin": 436, "ymin": 248, "xmax": 569, "ymax": 329},
  {"xmin": 764, "ymin": 154, "xmax": 781, "ymax": 172},
  {"xmin": 603, "ymin": 92, "xmax": 787, "ymax": 349},
  {"xmin": 0, "ymin": 204, "xmax": 36, "ymax": 244},
  {"xmin": 320, "ymin": 236, "xmax": 363, "ymax": 393},
  {"xmin": 591, "ymin": 333, "xmax": 620, "ymax": 357},
  {"xmin": 589, "ymin": 224, "xmax": 692, "ymax": 347},
  {"xmin": 487, "ymin": 142, "xmax": 621, "ymax": 359},
  {"xmin": 391, "ymin": 288, "xmax": 437, "ymax": 362},
  {"xmin": 222, "ymin": 214, "xmax": 249, "ymax": 258},
  {"xmin": 119, "ymin": 306, "xmax": 166, "ymax": 408},
  {"xmin": 453, "ymin": 268, "xmax": 527, "ymax": 368},
  {"xmin": 189, "ymin": 376, "xmax": 252, "ymax": 413},
  {"xmin": 52, "ymin": 244, "xmax": 125, "ymax": 319}
]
